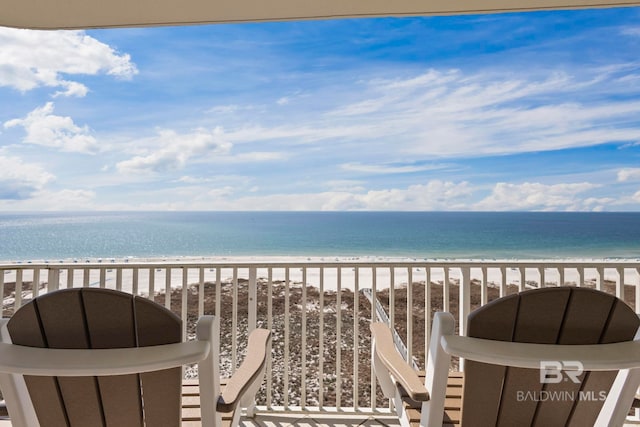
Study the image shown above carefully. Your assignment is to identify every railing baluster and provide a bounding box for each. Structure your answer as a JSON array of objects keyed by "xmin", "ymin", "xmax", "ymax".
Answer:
[
  {"xmin": 284, "ymin": 267, "xmax": 290, "ymax": 409},
  {"xmin": 266, "ymin": 267, "xmax": 273, "ymax": 409},
  {"xmin": 371, "ymin": 266, "xmax": 377, "ymax": 411},
  {"xmin": 182, "ymin": 267, "xmax": 188, "ymax": 340},
  {"xmin": 0, "ymin": 269, "xmax": 4, "ymax": 314},
  {"xmin": 319, "ymin": 267, "xmax": 324, "ymax": 410},
  {"xmin": 67, "ymin": 268, "xmax": 74, "ymax": 289},
  {"xmin": 47, "ymin": 268, "xmax": 59, "ymax": 292},
  {"xmin": 596, "ymin": 266, "xmax": 604, "ymax": 291},
  {"xmin": 164, "ymin": 267, "xmax": 171, "ymax": 309},
  {"xmin": 481, "ymin": 266, "xmax": 487, "ymax": 305},
  {"xmin": 617, "ymin": 267, "xmax": 624, "ymax": 300},
  {"xmin": 559, "ymin": 267, "xmax": 565, "ymax": 287},
  {"xmin": 499, "ymin": 266, "xmax": 506, "ymax": 297},
  {"xmin": 389, "ymin": 267, "xmax": 395, "ymax": 331},
  {"xmin": 215, "ymin": 268, "xmax": 221, "ymax": 318},
  {"xmin": 132, "ymin": 267, "xmax": 139, "ymax": 295},
  {"xmin": 83, "ymin": 267, "xmax": 90, "ymax": 288},
  {"xmin": 14, "ymin": 269, "xmax": 23, "ymax": 312},
  {"xmin": 232, "ymin": 268, "xmax": 238, "ymax": 374},
  {"xmin": 577, "ymin": 267, "xmax": 583, "ymax": 287},
  {"xmin": 518, "ymin": 267, "xmax": 525, "ymax": 292},
  {"xmin": 425, "ymin": 266, "xmax": 431, "ymax": 370},
  {"xmin": 198, "ymin": 267, "xmax": 205, "ymax": 319},
  {"xmin": 459, "ymin": 267, "xmax": 471, "ymax": 372},
  {"xmin": 353, "ymin": 266, "xmax": 359, "ymax": 410},
  {"xmin": 147, "ymin": 267, "xmax": 154, "ymax": 299},
  {"xmin": 33, "ymin": 268, "xmax": 40, "ymax": 298},
  {"xmin": 248, "ymin": 267, "xmax": 257, "ymax": 333},
  {"xmin": 336, "ymin": 266, "xmax": 342, "ymax": 410},
  {"xmin": 459, "ymin": 267, "xmax": 471, "ymax": 337},
  {"xmin": 406, "ymin": 267, "xmax": 413, "ymax": 365},
  {"xmin": 100, "ymin": 268, "xmax": 107, "ymax": 289},
  {"xmin": 444, "ymin": 267, "xmax": 450, "ymax": 312},
  {"xmin": 301, "ymin": 266, "xmax": 307, "ymax": 409},
  {"xmin": 115, "ymin": 268, "xmax": 122, "ymax": 292},
  {"xmin": 387, "ymin": 266, "xmax": 394, "ymax": 412}
]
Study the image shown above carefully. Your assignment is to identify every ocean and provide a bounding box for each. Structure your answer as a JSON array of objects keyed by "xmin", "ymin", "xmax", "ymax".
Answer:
[{"xmin": 1, "ymin": 211, "xmax": 639, "ymax": 261}]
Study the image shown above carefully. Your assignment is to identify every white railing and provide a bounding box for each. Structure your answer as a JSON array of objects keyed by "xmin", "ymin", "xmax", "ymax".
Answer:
[{"xmin": 1, "ymin": 259, "xmax": 639, "ymax": 414}]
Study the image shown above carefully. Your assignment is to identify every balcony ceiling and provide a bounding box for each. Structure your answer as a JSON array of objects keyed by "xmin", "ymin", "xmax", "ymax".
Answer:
[{"xmin": 1, "ymin": 0, "xmax": 640, "ymax": 30}]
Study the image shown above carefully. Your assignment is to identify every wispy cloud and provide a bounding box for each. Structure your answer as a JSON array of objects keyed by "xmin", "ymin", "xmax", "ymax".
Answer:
[
  {"xmin": 621, "ymin": 27, "xmax": 640, "ymax": 36},
  {"xmin": 199, "ymin": 66, "xmax": 640, "ymax": 163},
  {"xmin": 341, "ymin": 162, "xmax": 451, "ymax": 174}
]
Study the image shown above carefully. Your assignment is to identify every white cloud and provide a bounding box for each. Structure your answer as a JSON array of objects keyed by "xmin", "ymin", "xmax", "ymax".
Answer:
[
  {"xmin": 617, "ymin": 168, "xmax": 640, "ymax": 182},
  {"xmin": 209, "ymin": 180, "xmax": 474, "ymax": 211},
  {"xmin": 475, "ymin": 182, "xmax": 602, "ymax": 211},
  {"xmin": 633, "ymin": 190, "xmax": 640, "ymax": 203},
  {"xmin": 325, "ymin": 180, "xmax": 366, "ymax": 192},
  {"xmin": 221, "ymin": 151, "xmax": 288, "ymax": 163},
  {"xmin": 0, "ymin": 156, "xmax": 54, "ymax": 200},
  {"xmin": 341, "ymin": 162, "xmax": 450, "ymax": 174},
  {"xmin": 4, "ymin": 102, "xmax": 98, "ymax": 153},
  {"xmin": 116, "ymin": 128, "xmax": 232, "ymax": 174},
  {"xmin": 324, "ymin": 181, "xmax": 474, "ymax": 210},
  {"xmin": 0, "ymin": 28, "xmax": 137, "ymax": 97},
  {"xmin": 115, "ymin": 126, "xmax": 289, "ymax": 174}
]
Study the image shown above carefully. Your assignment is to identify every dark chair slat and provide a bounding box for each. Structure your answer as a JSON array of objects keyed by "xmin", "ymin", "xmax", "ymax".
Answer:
[
  {"xmin": 135, "ymin": 296, "xmax": 182, "ymax": 427},
  {"xmin": 461, "ymin": 292, "xmax": 520, "ymax": 427},
  {"xmin": 83, "ymin": 289, "xmax": 143, "ymax": 427}
]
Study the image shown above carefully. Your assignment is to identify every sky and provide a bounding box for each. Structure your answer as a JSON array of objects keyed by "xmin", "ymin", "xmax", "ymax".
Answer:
[{"xmin": 1, "ymin": 8, "xmax": 640, "ymax": 211}]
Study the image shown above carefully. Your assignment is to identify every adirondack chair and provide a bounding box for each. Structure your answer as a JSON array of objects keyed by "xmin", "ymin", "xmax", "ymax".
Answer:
[
  {"xmin": 371, "ymin": 286, "xmax": 640, "ymax": 427},
  {"xmin": 0, "ymin": 287, "xmax": 271, "ymax": 427}
]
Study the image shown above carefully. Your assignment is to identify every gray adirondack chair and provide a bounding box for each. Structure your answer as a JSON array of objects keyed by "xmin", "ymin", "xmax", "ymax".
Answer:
[
  {"xmin": 0, "ymin": 288, "xmax": 270, "ymax": 427},
  {"xmin": 371, "ymin": 286, "xmax": 640, "ymax": 427}
]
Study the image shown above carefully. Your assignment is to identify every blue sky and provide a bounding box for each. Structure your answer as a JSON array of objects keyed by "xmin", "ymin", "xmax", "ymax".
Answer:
[{"xmin": 1, "ymin": 8, "xmax": 640, "ymax": 211}]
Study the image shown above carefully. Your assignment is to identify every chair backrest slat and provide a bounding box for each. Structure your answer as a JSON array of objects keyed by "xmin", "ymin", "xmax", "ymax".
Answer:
[
  {"xmin": 135, "ymin": 297, "xmax": 182, "ymax": 427},
  {"xmin": 7, "ymin": 288, "xmax": 182, "ymax": 427},
  {"xmin": 8, "ymin": 301, "xmax": 69, "ymax": 426},
  {"xmin": 461, "ymin": 287, "xmax": 639, "ymax": 427},
  {"xmin": 82, "ymin": 289, "xmax": 143, "ymax": 427}
]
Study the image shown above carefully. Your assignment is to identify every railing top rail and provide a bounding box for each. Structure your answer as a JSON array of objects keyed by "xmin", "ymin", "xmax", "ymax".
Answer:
[{"xmin": 1, "ymin": 259, "xmax": 639, "ymax": 270}]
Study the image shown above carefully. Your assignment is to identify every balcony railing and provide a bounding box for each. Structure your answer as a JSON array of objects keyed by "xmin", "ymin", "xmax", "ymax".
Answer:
[{"xmin": 1, "ymin": 259, "xmax": 639, "ymax": 414}]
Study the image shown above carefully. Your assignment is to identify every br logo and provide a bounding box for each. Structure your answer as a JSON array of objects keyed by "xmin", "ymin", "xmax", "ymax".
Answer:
[{"xmin": 540, "ymin": 361, "xmax": 584, "ymax": 384}]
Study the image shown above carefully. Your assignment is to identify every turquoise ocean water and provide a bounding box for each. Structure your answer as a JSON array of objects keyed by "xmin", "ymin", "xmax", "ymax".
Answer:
[{"xmin": 1, "ymin": 211, "xmax": 639, "ymax": 261}]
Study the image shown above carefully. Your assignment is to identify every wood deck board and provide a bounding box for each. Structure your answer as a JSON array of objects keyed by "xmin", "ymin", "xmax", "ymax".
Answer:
[
  {"xmin": 181, "ymin": 378, "xmax": 233, "ymax": 426},
  {"xmin": 405, "ymin": 372, "xmax": 463, "ymax": 427}
]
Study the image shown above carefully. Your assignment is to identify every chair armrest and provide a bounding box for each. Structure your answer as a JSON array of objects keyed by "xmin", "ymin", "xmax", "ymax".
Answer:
[
  {"xmin": 370, "ymin": 323, "xmax": 428, "ymax": 401},
  {"xmin": 442, "ymin": 335, "xmax": 640, "ymax": 371},
  {"xmin": 0, "ymin": 341, "xmax": 209, "ymax": 376},
  {"xmin": 217, "ymin": 328, "xmax": 271, "ymax": 413}
]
